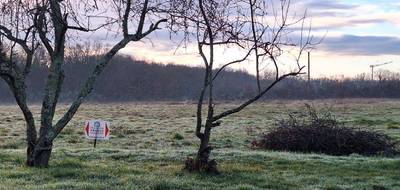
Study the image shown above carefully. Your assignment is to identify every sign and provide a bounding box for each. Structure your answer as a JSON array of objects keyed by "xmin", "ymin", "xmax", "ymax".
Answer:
[{"xmin": 85, "ymin": 120, "xmax": 110, "ymax": 140}]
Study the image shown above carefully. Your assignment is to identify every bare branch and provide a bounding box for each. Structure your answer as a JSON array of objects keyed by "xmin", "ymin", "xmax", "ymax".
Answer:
[
  {"xmin": 212, "ymin": 67, "xmax": 305, "ymax": 121},
  {"xmin": 136, "ymin": 0, "xmax": 150, "ymax": 35},
  {"xmin": 122, "ymin": 0, "xmax": 132, "ymax": 37},
  {"xmin": 212, "ymin": 46, "xmax": 254, "ymax": 81}
]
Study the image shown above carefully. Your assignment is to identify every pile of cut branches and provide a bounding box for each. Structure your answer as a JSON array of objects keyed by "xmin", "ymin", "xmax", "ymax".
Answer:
[{"xmin": 252, "ymin": 104, "xmax": 399, "ymax": 156}]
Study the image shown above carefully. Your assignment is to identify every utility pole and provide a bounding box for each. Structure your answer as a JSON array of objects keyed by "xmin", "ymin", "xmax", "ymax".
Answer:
[
  {"xmin": 307, "ymin": 52, "xmax": 311, "ymax": 99},
  {"xmin": 307, "ymin": 52, "xmax": 311, "ymax": 85}
]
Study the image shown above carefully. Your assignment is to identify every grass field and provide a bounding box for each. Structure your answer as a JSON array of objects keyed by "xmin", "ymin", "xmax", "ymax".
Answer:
[{"xmin": 0, "ymin": 99, "xmax": 400, "ymax": 189}]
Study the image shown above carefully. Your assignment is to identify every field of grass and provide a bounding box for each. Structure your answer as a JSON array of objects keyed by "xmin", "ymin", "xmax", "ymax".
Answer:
[{"xmin": 0, "ymin": 99, "xmax": 400, "ymax": 189}]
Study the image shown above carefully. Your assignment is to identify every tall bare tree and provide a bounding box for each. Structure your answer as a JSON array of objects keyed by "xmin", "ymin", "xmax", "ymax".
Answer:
[
  {"xmin": 181, "ymin": 0, "xmax": 317, "ymax": 173},
  {"xmin": 0, "ymin": 0, "xmax": 169, "ymax": 167}
]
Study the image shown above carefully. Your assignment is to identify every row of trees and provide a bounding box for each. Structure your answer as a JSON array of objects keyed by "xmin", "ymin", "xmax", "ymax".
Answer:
[
  {"xmin": 0, "ymin": 54, "xmax": 256, "ymax": 102},
  {"xmin": 0, "ymin": 0, "xmax": 314, "ymax": 172},
  {"xmin": 2, "ymin": 55, "xmax": 400, "ymax": 102}
]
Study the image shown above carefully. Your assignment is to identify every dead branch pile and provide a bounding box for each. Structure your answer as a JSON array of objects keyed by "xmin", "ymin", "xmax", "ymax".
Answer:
[{"xmin": 252, "ymin": 105, "xmax": 399, "ymax": 156}]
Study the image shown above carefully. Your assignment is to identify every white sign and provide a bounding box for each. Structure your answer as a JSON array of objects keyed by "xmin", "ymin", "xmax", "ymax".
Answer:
[{"xmin": 85, "ymin": 120, "xmax": 110, "ymax": 140}]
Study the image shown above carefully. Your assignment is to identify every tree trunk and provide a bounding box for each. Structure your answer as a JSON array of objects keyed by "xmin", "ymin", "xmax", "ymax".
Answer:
[
  {"xmin": 196, "ymin": 126, "xmax": 211, "ymax": 165},
  {"xmin": 185, "ymin": 125, "xmax": 219, "ymax": 174},
  {"xmin": 24, "ymin": 109, "xmax": 38, "ymax": 166},
  {"xmin": 26, "ymin": 142, "xmax": 53, "ymax": 167},
  {"xmin": 26, "ymin": 141, "xmax": 35, "ymax": 166},
  {"xmin": 27, "ymin": 149, "xmax": 53, "ymax": 167}
]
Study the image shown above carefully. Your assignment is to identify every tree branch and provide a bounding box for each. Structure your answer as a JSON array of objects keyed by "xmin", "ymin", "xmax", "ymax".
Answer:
[
  {"xmin": 123, "ymin": 0, "xmax": 132, "ymax": 37},
  {"xmin": 136, "ymin": 0, "xmax": 149, "ymax": 35},
  {"xmin": 212, "ymin": 46, "xmax": 254, "ymax": 81},
  {"xmin": 212, "ymin": 67, "xmax": 305, "ymax": 121},
  {"xmin": 140, "ymin": 19, "xmax": 167, "ymax": 37}
]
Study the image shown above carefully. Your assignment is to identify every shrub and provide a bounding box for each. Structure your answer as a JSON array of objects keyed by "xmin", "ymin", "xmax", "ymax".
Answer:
[
  {"xmin": 252, "ymin": 104, "xmax": 399, "ymax": 156},
  {"xmin": 386, "ymin": 124, "xmax": 400, "ymax": 130},
  {"xmin": 172, "ymin": 133, "xmax": 184, "ymax": 140}
]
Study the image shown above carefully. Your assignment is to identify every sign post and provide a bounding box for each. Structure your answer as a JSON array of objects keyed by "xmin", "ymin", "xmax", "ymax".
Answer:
[{"xmin": 85, "ymin": 120, "xmax": 110, "ymax": 148}]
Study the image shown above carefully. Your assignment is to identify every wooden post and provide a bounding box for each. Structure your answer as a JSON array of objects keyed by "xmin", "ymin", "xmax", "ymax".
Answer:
[
  {"xmin": 94, "ymin": 136, "xmax": 97, "ymax": 148},
  {"xmin": 93, "ymin": 121, "xmax": 100, "ymax": 148}
]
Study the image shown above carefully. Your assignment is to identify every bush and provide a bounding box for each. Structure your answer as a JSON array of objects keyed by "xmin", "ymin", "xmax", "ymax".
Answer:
[
  {"xmin": 252, "ymin": 104, "xmax": 399, "ymax": 156},
  {"xmin": 172, "ymin": 133, "xmax": 184, "ymax": 140}
]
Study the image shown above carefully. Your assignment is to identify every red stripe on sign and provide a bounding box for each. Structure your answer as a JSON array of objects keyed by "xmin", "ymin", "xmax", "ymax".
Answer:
[
  {"xmin": 85, "ymin": 122, "xmax": 89, "ymax": 135},
  {"xmin": 105, "ymin": 123, "xmax": 109, "ymax": 137}
]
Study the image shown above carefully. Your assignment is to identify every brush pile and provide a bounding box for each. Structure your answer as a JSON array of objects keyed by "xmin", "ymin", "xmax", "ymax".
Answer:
[{"xmin": 252, "ymin": 104, "xmax": 399, "ymax": 156}]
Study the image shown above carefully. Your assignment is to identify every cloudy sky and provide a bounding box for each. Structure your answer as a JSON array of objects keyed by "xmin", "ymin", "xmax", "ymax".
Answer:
[{"xmin": 119, "ymin": 0, "xmax": 400, "ymax": 78}]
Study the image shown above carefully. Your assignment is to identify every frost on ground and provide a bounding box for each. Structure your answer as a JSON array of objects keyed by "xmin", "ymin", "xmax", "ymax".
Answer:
[{"xmin": 0, "ymin": 99, "xmax": 399, "ymax": 189}]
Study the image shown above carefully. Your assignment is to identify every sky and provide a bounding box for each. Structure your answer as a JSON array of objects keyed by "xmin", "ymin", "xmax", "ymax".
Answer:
[{"xmin": 119, "ymin": 0, "xmax": 400, "ymax": 78}]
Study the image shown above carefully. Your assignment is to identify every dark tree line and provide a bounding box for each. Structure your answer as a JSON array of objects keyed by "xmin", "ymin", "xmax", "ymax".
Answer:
[
  {"xmin": 0, "ymin": 54, "xmax": 256, "ymax": 102},
  {"xmin": 3, "ymin": 54, "xmax": 400, "ymax": 103}
]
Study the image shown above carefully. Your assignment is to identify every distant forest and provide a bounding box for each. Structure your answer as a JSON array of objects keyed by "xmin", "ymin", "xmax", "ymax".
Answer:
[{"xmin": 2, "ymin": 54, "xmax": 400, "ymax": 102}]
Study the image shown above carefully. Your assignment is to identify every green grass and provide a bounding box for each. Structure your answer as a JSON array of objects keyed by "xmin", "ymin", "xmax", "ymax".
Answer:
[
  {"xmin": 0, "ymin": 149, "xmax": 399, "ymax": 190},
  {"xmin": 1, "ymin": 99, "xmax": 400, "ymax": 189}
]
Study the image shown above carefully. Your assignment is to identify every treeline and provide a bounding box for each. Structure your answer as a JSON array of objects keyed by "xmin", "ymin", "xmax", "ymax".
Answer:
[
  {"xmin": 0, "ymin": 55, "xmax": 257, "ymax": 102},
  {"xmin": 2, "ymin": 54, "xmax": 400, "ymax": 102}
]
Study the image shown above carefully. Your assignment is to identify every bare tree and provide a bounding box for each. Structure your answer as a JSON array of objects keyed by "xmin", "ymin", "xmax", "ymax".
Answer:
[
  {"xmin": 182, "ymin": 0, "xmax": 316, "ymax": 173},
  {"xmin": 0, "ymin": 0, "xmax": 39, "ymax": 166},
  {"xmin": 0, "ymin": 0, "xmax": 170, "ymax": 167}
]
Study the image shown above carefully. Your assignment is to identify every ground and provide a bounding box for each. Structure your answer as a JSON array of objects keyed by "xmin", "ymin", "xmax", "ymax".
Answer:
[{"xmin": 0, "ymin": 99, "xmax": 399, "ymax": 189}]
